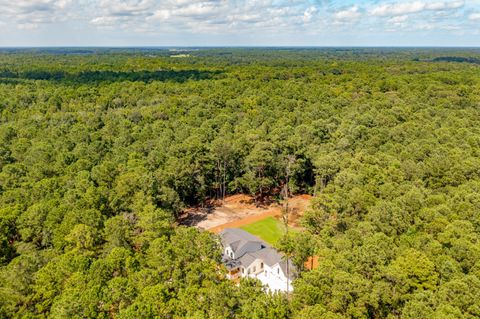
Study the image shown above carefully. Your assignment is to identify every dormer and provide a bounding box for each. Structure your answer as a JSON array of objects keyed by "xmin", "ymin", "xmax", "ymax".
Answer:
[{"xmin": 225, "ymin": 246, "xmax": 235, "ymax": 259}]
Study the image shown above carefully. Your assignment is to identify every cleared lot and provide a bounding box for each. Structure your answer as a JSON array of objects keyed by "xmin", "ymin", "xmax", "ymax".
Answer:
[{"xmin": 179, "ymin": 194, "xmax": 312, "ymax": 233}]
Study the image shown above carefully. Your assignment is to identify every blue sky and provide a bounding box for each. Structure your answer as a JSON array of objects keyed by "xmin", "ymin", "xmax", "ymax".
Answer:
[{"xmin": 0, "ymin": 0, "xmax": 479, "ymax": 46}]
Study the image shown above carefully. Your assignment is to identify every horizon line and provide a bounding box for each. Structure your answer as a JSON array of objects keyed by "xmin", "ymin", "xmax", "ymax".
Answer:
[{"xmin": 1, "ymin": 45, "xmax": 480, "ymax": 49}]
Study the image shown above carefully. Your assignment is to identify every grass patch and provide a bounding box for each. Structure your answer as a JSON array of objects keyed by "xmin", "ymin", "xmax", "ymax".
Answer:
[{"xmin": 240, "ymin": 217, "xmax": 286, "ymax": 244}]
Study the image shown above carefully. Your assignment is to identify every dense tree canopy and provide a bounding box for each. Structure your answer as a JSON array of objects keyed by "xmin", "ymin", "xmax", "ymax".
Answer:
[{"xmin": 1, "ymin": 48, "xmax": 480, "ymax": 318}]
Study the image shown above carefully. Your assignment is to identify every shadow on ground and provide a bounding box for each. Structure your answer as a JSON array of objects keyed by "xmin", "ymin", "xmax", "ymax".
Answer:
[
  {"xmin": 178, "ymin": 206, "xmax": 214, "ymax": 227},
  {"xmin": 0, "ymin": 69, "xmax": 223, "ymax": 84}
]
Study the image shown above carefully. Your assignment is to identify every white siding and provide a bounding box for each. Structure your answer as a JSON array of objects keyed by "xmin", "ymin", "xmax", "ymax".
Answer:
[
  {"xmin": 243, "ymin": 262, "xmax": 293, "ymax": 293},
  {"xmin": 225, "ymin": 246, "xmax": 235, "ymax": 259}
]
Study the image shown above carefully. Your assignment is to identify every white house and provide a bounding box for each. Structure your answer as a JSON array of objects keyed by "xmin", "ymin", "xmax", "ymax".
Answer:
[{"xmin": 219, "ymin": 228, "xmax": 296, "ymax": 292}]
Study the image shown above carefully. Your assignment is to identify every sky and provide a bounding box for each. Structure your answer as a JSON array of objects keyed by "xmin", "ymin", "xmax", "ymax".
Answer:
[{"xmin": 0, "ymin": 0, "xmax": 479, "ymax": 47}]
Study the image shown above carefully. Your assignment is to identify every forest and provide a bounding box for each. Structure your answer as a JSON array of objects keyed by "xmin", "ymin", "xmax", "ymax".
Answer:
[{"xmin": 1, "ymin": 47, "xmax": 480, "ymax": 318}]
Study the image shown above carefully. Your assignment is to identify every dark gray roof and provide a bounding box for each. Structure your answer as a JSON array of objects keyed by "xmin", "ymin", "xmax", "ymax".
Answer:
[
  {"xmin": 278, "ymin": 259, "xmax": 297, "ymax": 280},
  {"xmin": 250, "ymin": 247, "xmax": 280, "ymax": 266},
  {"xmin": 220, "ymin": 228, "xmax": 297, "ymax": 279},
  {"xmin": 239, "ymin": 253, "xmax": 257, "ymax": 268},
  {"xmin": 223, "ymin": 257, "xmax": 242, "ymax": 270},
  {"xmin": 220, "ymin": 228, "xmax": 267, "ymax": 247},
  {"xmin": 220, "ymin": 228, "xmax": 268, "ymax": 257}
]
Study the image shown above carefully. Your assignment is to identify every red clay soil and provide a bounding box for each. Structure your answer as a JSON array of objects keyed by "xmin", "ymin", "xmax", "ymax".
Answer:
[
  {"xmin": 179, "ymin": 194, "xmax": 312, "ymax": 232},
  {"xmin": 216, "ymin": 194, "xmax": 253, "ymax": 205},
  {"xmin": 207, "ymin": 194, "xmax": 313, "ymax": 233},
  {"xmin": 304, "ymin": 256, "xmax": 320, "ymax": 270}
]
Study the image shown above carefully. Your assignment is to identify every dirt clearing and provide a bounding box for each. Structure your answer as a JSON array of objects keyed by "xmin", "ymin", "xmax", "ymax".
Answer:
[{"xmin": 178, "ymin": 194, "xmax": 312, "ymax": 233}]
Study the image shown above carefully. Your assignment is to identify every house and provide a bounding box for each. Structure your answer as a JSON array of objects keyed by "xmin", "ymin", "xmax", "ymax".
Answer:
[{"xmin": 219, "ymin": 228, "xmax": 296, "ymax": 292}]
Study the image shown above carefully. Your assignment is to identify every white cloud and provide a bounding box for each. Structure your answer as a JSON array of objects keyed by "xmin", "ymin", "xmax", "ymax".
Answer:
[
  {"xmin": 371, "ymin": 2, "xmax": 423, "ymax": 16},
  {"xmin": 425, "ymin": 1, "xmax": 464, "ymax": 11},
  {"xmin": 469, "ymin": 13, "xmax": 480, "ymax": 21},
  {"xmin": 303, "ymin": 6, "xmax": 317, "ymax": 23},
  {"xmin": 149, "ymin": 9, "xmax": 171, "ymax": 21},
  {"xmin": 334, "ymin": 5, "xmax": 361, "ymax": 21},
  {"xmin": 175, "ymin": 2, "xmax": 222, "ymax": 18},
  {"xmin": 139, "ymin": 0, "xmax": 311, "ymax": 33},
  {"xmin": 0, "ymin": 0, "xmax": 74, "ymax": 28},
  {"xmin": 90, "ymin": 16, "xmax": 121, "ymax": 26},
  {"xmin": 89, "ymin": 0, "xmax": 157, "ymax": 29},
  {"xmin": 92, "ymin": 0, "xmax": 232, "ymax": 31},
  {"xmin": 388, "ymin": 15, "xmax": 408, "ymax": 24},
  {"xmin": 94, "ymin": 0, "xmax": 155, "ymax": 18},
  {"xmin": 371, "ymin": 0, "xmax": 464, "ymax": 17},
  {"xmin": 415, "ymin": 22, "xmax": 434, "ymax": 30},
  {"xmin": 0, "ymin": 0, "xmax": 479, "ymax": 45},
  {"xmin": 441, "ymin": 25, "xmax": 461, "ymax": 30}
]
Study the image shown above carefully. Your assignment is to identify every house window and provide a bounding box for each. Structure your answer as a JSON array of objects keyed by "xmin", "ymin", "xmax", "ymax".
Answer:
[
  {"xmin": 230, "ymin": 251, "xmax": 233, "ymax": 258},
  {"xmin": 260, "ymin": 262, "xmax": 263, "ymax": 269},
  {"xmin": 277, "ymin": 268, "xmax": 280, "ymax": 274},
  {"xmin": 242, "ymin": 268, "xmax": 244, "ymax": 274},
  {"xmin": 253, "ymin": 266, "xmax": 256, "ymax": 272},
  {"xmin": 248, "ymin": 268, "xmax": 251, "ymax": 274}
]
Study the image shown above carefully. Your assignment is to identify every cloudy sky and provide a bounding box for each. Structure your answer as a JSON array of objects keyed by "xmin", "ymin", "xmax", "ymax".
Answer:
[{"xmin": 0, "ymin": 0, "xmax": 479, "ymax": 46}]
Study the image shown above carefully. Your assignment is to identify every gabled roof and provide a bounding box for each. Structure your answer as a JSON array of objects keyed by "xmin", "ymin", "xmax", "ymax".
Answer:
[
  {"xmin": 220, "ymin": 228, "xmax": 267, "ymax": 247},
  {"xmin": 219, "ymin": 228, "xmax": 297, "ymax": 279},
  {"xmin": 239, "ymin": 253, "xmax": 257, "ymax": 268},
  {"xmin": 278, "ymin": 259, "xmax": 297, "ymax": 280},
  {"xmin": 250, "ymin": 247, "xmax": 296, "ymax": 279},
  {"xmin": 251, "ymin": 247, "xmax": 279, "ymax": 267},
  {"xmin": 220, "ymin": 228, "xmax": 268, "ymax": 257}
]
